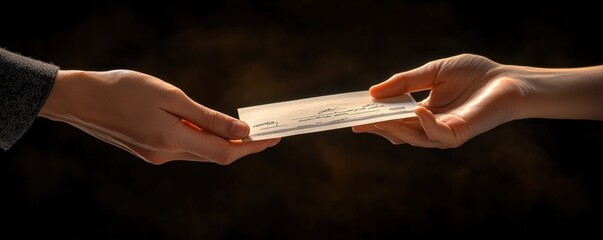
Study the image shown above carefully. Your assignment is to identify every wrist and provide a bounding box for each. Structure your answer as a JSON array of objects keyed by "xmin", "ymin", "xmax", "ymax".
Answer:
[
  {"xmin": 38, "ymin": 70, "xmax": 90, "ymax": 122},
  {"xmin": 509, "ymin": 65, "xmax": 603, "ymax": 120}
]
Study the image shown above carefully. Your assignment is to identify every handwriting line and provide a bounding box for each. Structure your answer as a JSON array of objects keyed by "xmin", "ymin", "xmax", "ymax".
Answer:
[
  {"xmin": 250, "ymin": 110, "xmax": 413, "ymax": 137},
  {"xmin": 292, "ymin": 109, "xmax": 381, "ymax": 121}
]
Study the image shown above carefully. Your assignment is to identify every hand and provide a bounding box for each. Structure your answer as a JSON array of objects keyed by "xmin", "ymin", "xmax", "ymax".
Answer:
[
  {"xmin": 39, "ymin": 70, "xmax": 280, "ymax": 165},
  {"xmin": 353, "ymin": 53, "xmax": 525, "ymax": 148}
]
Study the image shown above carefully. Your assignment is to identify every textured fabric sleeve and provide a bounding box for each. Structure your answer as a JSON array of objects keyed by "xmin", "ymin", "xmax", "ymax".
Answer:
[{"xmin": 0, "ymin": 48, "xmax": 60, "ymax": 150}]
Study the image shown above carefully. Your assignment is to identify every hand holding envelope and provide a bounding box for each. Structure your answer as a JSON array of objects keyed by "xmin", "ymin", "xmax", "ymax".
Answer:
[{"xmin": 237, "ymin": 91, "xmax": 418, "ymax": 141}]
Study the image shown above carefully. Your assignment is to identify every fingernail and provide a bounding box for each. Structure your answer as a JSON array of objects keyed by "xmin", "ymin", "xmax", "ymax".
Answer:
[{"xmin": 231, "ymin": 120, "xmax": 249, "ymax": 139}]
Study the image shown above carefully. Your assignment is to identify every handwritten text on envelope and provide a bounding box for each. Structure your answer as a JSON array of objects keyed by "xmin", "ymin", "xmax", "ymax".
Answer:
[{"xmin": 237, "ymin": 91, "xmax": 418, "ymax": 141}]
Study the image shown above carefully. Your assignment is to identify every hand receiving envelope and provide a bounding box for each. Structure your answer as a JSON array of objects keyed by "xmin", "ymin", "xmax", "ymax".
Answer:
[{"xmin": 237, "ymin": 90, "xmax": 418, "ymax": 141}]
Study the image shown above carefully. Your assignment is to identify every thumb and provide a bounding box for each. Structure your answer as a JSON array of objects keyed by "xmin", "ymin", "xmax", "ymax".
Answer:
[
  {"xmin": 369, "ymin": 62, "xmax": 438, "ymax": 99},
  {"xmin": 183, "ymin": 108, "xmax": 250, "ymax": 140},
  {"xmin": 169, "ymin": 95, "xmax": 250, "ymax": 140}
]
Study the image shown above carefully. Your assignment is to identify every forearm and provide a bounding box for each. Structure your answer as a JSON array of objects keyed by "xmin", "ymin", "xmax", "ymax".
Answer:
[{"xmin": 511, "ymin": 64, "xmax": 603, "ymax": 121}]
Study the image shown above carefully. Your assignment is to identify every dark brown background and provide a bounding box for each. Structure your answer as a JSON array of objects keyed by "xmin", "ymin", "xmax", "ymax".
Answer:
[{"xmin": 2, "ymin": 1, "xmax": 603, "ymax": 239}]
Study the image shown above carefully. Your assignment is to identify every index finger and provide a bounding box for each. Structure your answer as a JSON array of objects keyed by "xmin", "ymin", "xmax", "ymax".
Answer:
[{"xmin": 177, "ymin": 124, "xmax": 281, "ymax": 165}]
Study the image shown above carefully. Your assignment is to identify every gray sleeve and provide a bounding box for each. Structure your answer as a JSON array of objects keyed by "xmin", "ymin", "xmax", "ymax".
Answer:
[{"xmin": 1, "ymin": 48, "xmax": 60, "ymax": 150}]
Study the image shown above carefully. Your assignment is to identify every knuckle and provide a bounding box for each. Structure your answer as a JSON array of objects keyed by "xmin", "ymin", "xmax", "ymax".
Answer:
[
  {"xmin": 140, "ymin": 151, "xmax": 168, "ymax": 165},
  {"xmin": 204, "ymin": 109, "xmax": 222, "ymax": 131},
  {"xmin": 160, "ymin": 86, "xmax": 186, "ymax": 104},
  {"xmin": 214, "ymin": 153, "xmax": 235, "ymax": 165},
  {"xmin": 165, "ymin": 86, "xmax": 186, "ymax": 97}
]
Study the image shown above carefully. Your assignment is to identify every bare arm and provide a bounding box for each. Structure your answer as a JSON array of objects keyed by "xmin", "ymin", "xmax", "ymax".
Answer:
[
  {"xmin": 513, "ymin": 65, "xmax": 603, "ymax": 120},
  {"xmin": 39, "ymin": 70, "xmax": 280, "ymax": 165},
  {"xmin": 354, "ymin": 54, "xmax": 603, "ymax": 148}
]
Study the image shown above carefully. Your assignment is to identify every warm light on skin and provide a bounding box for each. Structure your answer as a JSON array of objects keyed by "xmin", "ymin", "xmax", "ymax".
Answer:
[
  {"xmin": 38, "ymin": 69, "xmax": 281, "ymax": 165},
  {"xmin": 354, "ymin": 53, "xmax": 603, "ymax": 148},
  {"xmin": 181, "ymin": 119, "xmax": 203, "ymax": 131}
]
